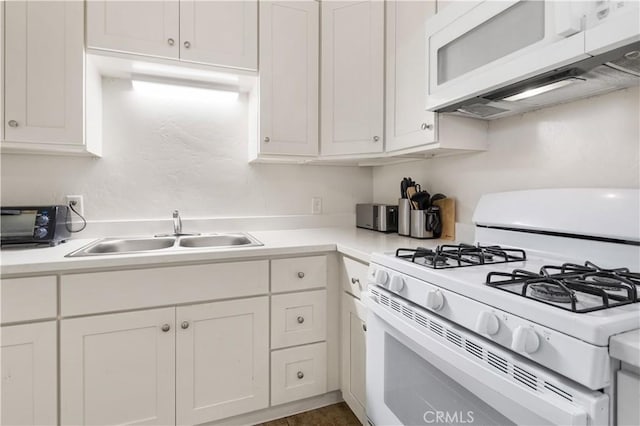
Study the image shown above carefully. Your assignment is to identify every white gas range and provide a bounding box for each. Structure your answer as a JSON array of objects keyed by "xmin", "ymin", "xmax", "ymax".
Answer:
[{"xmin": 366, "ymin": 189, "xmax": 640, "ymax": 426}]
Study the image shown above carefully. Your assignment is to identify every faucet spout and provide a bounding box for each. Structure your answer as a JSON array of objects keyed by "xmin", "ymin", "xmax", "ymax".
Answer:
[{"xmin": 173, "ymin": 210, "xmax": 182, "ymax": 235}]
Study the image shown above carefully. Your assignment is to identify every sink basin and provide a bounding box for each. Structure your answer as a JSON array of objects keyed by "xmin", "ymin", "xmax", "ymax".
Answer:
[
  {"xmin": 179, "ymin": 234, "xmax": 260, "ymax": 248},
  {"xmin": 75, "ymin": 237, "xmax": 176, "ymax": 255},
  {"xmin": 66, "ymin": 233, "xmax": 262, "ymax": 257}
]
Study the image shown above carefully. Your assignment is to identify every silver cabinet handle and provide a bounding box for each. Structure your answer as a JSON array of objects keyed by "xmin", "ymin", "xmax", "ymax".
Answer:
[
  {"xmin": 297, "ymin": 316, "xmax": 305, "ymax": 324},
  {"xmin": 7, "ymin": 120, "xmax": 18, "ymax": 128},
  {"xmin": 161, "ymin": 324, "xmax": 171, "ymax": 332},
  {"xmin": 351, "ymin": 277, "xmax": 360, "ymax": 285},
  {"xmin": 167, "ymin": 38, "xmax": 175, "ymax": 46},
  {"xmin": 421, "ymin": 123, "xmax": 433, "ymax": 130},
  {"xmin": 264, "ymin": 136, "xmax": 270, "ymax": 143},
  {"xmin": 184, "ymin": 41, "xmax": 191, "ymax": 48},
  {"xmin": 297, "ymin": 272, "xmax": 305, "ymax": 279},
  {"xmin": 373, "ymin": 136, "xmax": 380, "ymax": 142},
  {"xmin": 181, "ymin": 321, "xmax": 189, "ymax": 329},
  {"xmin": 362, "ymin": 324, "xmax": 367, "ymax": 332},
  {"xmin": 297, "ymin": 371, "xmax": 304, "ymax": 379}
]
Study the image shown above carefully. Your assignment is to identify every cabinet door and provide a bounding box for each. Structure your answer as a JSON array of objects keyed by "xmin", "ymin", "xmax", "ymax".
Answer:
[
  {"xmin": 341, "ymin": 294, "xmax": 367, "ymax": 424},
  {"xmin": 60, "ymin": 308, "xmax": 175, "ymax": 426},
  {"xmin": 385, "ymin": 0, "xmax": 437, "ymax": 152},
  {"xmin": 1, "ymin": 322, "xmax": 57, "ymax": 426},
  {"xmin": 4, "ymin": 1, "xmax": 83, "ymax": 146},
  {"xmin": 176, "ymin": 297, "xmax": 269, "ymax": 425},
  {"xmin": 180, "ymin": 0, "xmax": 257, "ymax": 70},
  {"xmin": 321, "ymin": 1, "xmax": 384, "ymax": 156},
  {"xmin": 259, "ymin": 0, "xmax": 319, "ymax": 156},
  {"xmin": 86, "ymin": 1, "xmax": 179, "ymax": 59}
]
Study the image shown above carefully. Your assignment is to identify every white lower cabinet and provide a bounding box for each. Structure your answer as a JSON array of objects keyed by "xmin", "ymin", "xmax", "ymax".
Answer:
[
  {"xmin": 61, "ymin": 297, "xmax": 269, "ymax": 426},
  {"xmin": 176, "ymin": 297, "xmax": 269, "ymax": 425},
  {"xmin": 1, "ymin": 321, "xmax": 57, "ymax": 426},
  {"xmin": 341, "ymin": 293, "xmax": 367, "ymax": 425},
  {"xmin": 61, "ymin": 308, "xmax": 176, "ymax": 426},
  {"xmin": 271, "ymin": 342, "xmax": 328, "ymax": 406}
]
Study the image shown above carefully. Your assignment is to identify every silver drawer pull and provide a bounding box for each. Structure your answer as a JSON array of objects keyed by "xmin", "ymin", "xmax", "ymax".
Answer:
[
  {"xmin": 351, "ymin": 277, "xmax": 360, "ymax": 285},
  {"xmin": 161, "ymin": 324, "xmax": 171, "ymax": 332},
  {"xmin": 297, "ymin": 371, "xmax": 304, "ymax": 379},
  {"xmin": 167, "ymin": 38, "xmax": 175, "ymax": 46},
  {"xmin": 362, "ymin": 324, "xmax": 367, "ymax": 332},
  {"xmin": 373, "ymin": 136, "xmax": 380, "ymax": 142},
  {"xmin": 297, "ymin": 272, "xmax": 305, "ymax": 279},
  {"xmin": 264, "ymin": 136, "xmax": 270, "ymax": 143},
  {"xmin": 181, "ymin": 321, "xmax": 189, "ymax": 329},
  {"xmin": 420, "ymin": 123, "xmax": 433, "ymax": 131},
  {"xmin": 297, "ymin": 316, "xmax": 305, "ymax": 324},
  {"xmin": 8, "ymin": 120, "xmax": 18, "ymax": 128},
  {"xmin": 184, "ymin": 41, "xmax": 191, "ymax": 48}
]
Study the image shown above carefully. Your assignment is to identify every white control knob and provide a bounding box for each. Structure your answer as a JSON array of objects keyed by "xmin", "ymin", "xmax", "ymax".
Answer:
[
  {"xmin": 511, "ymin": 326, "xmax": 540, "ymax": 354},
  {"xmin": 475, "ymin": 311, "xmax": 500, "ymax": 336},
  {"xmin": 389, "ymin": 275, "xmax": 405, "ymax": 293},
  {"xmin": 425, "ymin": 290, "xmax": 444, "ymax": 311},
  {"xmin": 374, "ymin": 270, "xmax": 389, "ymax": 287}
]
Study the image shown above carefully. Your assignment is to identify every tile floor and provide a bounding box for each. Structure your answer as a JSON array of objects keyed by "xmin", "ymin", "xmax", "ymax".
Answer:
[{"xmin": 257, "ymin": 402, "xmax": 361, "ymax": 426}]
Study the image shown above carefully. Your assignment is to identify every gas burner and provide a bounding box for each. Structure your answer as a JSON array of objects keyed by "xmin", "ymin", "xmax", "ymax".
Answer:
[
  {"xmin": 529, "ymin": 283, "xmax": 574, "ymax": 303},
  {"xmin": 585, "ymin": 275, "xmax": 625, "ymax": 292},
  {"xmin": 396, "ymin": 244, "xmax": 527, "ymax": 269},
  {"xmin": 486, "ymin": 261, "xmax": 640, "ymax": 313},
  {"xmin": 424, "ymin": 255, "xmax": 448, "ymax": 267}
]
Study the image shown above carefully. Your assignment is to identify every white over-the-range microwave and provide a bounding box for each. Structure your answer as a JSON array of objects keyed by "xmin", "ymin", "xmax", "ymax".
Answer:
[{"xmin": 426, "ymin": 0, "xmax": 640, "ymax": 119}]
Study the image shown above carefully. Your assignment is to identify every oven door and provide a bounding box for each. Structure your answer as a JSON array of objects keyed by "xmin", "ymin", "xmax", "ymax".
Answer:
[
  {"xmin": 365, "ymin": 287, "xmax": 609, "ymax": 426},
  {"xmin": 425, "ymin": 0, "xmax": 588, "ymax": 111}
]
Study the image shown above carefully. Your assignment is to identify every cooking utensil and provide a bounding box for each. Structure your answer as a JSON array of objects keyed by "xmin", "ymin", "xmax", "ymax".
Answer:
[
  {"xmin": 411, "ymin": 191, "xmax": 431, "ymax": 210},
  {"xmin": 406, "ymin": 186, "xmax": 418, "ymax": 209}
]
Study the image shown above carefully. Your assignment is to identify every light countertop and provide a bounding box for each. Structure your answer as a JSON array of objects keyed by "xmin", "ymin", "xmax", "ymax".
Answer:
[
  {"xmin": 0, "ymin": 227, "xmax": 446, "ymax": 276},
  {"xmin": 611, "ymin": 330, "xmax": 640, "ymax": 369}
]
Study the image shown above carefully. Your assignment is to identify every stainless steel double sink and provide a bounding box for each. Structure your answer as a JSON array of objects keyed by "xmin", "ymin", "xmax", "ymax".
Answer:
[{"xmin": 66, "ymin": 233, "xmax": 263, "ymax": 257}]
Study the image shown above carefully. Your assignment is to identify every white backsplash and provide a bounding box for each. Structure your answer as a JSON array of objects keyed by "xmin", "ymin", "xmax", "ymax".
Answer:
[
  {"xmin": 373, "ymin": 87, "xmax": 640, "ymax": 226},
  {"xmin": 1, "ymin": 78, "xmax": 372, "ymax": 225}
]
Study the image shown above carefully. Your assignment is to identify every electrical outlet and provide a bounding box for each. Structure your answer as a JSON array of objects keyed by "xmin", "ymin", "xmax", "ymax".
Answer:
[
  {"xmin": 311, "ymin": 197, "xmax": 322, "ymax": 215},
  {"xmin": 65, "ymin": 195, "xmax": 84, "ymax": 217}
]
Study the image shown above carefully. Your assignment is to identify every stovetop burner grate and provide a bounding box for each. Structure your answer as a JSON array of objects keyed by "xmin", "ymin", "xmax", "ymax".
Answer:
[
  {"xmin": 396, "ymin": 243, "xmax": 526, "ymax": 269},
  {"xmin": 486, "ymin": 261, "xmax": 639, "ymax": 313}
]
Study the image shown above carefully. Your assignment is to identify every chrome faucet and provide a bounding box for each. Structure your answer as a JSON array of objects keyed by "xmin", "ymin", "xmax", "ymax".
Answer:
[
  {"xmin": 173, "ymin": 210, "xmax": 182, "ymax": 235},
  {"xmin": 155, "ymin": 210, "xmax": 199, "ymax": 237}
]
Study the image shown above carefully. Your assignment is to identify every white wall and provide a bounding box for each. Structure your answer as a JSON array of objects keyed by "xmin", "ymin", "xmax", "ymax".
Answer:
[
  {"xmin": 1, "ymin": 78, "xmax": 372, "ymax": 221},
  {"xmin": 373, "ymin": 88, "xmax": 640, "ymax": 225}
]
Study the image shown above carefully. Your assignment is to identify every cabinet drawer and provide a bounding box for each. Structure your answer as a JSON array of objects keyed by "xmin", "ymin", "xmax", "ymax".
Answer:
[
  {"xmin": 342, "ymin": 256, "xmax": 368, "ymax": 298},
  {"xmin": 271, "ymin": 290, "xmax": 327, "ymax": 349},
  {"xmin": 1, "ymin": 276, "xmax": 57, "ymax": 323},
  {"xmin": 271, "ymin": 256, "xmax": 327, "ymax": 293},
  {"xmin": 61, "ymin": 260, "xmax": 268, "ymax": 316},
  {"xmin": 271, "ymin": 342, "xmax": 327, "ymax": 406}
]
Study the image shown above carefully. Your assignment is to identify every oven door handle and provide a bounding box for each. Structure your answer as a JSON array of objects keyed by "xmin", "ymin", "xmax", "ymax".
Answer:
[{"xmin": 366, "ymin": 298, "xmax": 596, "ymax": 426}]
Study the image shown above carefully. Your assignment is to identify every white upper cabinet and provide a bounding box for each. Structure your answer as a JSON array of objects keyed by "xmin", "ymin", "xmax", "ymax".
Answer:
[
  {"xmin": 258, "ymin": 0, "xmax": 319, "ymax": 157},
  {"xmin": 87, "ymin": 0, "xmax": 257, "ymax": 70},
  {"xmin": 321, "ymin": 1, "xmax": 384, "ymax": 156},
  {"xmin": 385, "ymin": 0, "xmax": 437, "ymax": 152},
  {"xmin": 3, "ymin": 1, "xmax": 97, "ymax": 155},
  {"xmin": 86, "ymin": 1, "xmax": 180, "ymax": 60},
  {"xmin": 180, "ymin": 1, "xmax": 257, "ymax": 70}
]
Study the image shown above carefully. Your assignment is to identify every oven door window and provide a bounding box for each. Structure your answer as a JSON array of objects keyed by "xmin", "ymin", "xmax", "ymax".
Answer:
[{"xmin": 384, "ymin": 333, "xmax": 514, "ymax": 426}]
